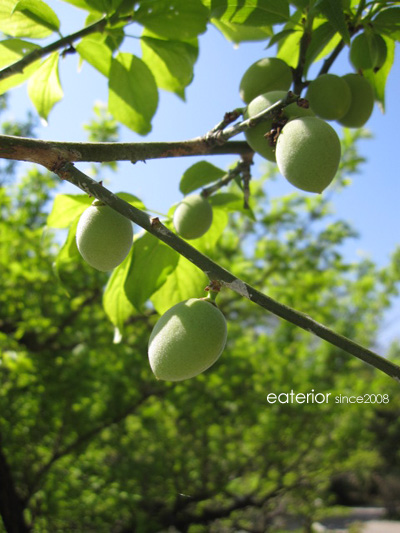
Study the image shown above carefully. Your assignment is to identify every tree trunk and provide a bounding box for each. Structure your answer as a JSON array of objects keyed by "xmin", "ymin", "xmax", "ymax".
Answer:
[{"xmin": 0, "ymin": 446, "xmax": 31, "ymax": 533}]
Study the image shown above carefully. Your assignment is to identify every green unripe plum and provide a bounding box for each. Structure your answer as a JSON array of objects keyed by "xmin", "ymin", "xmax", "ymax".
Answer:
[
  {"xmin": 374, "ymin": 34, "xmax": 387, "ymax": 69},
  {"xmin": 173, "ymin": 194, "xmax": 213, "ymax": 240},
  {"xmin": 239, "ymin": 57, "xmax": 292, "ymax": 104},
  {"xmin": 275, "ymin": 116, "xmax": 341, "ymax": 193},
  {"xmin": 148, "ymin": 298, "xmax": 228, "ymax": 381},
  {"xmin": 350, "ymin": 32, "xmax": 378, "ymax": 70},
  {"xmin": 338, "ymin": 74, "xmax": 374, "ymax": 128},
  {"xmin": 76, "ymin": 200, "xmax": 133, "ymax": 271},
  {"xmin": 244, "ymin": 91, "xmax": 314, "ymax": 162},
  {"xmin": 306, "ymin": 74, "xmax": 351, "ymax": 120}
]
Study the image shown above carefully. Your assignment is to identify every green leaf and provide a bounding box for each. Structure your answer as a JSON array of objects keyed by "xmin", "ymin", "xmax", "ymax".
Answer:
[
  {"xmin": 134, "ymin": 0, "xmax": 209, "ymax": 40},
  {"xmin": 116, "ymin": 192, "xmax": 147, "ymax": 212},
  {"xmin": 54, "ymin": 216, "xmax": 81, "ymax": 285},
  {"xmin": 47, "ymin": 194, "xmax": 92, "ymax": 228},
  {"xmin": 304, "ymin": 21, "xmax": 337, "ymax": 74},
  {"xmin": 373, "ymin": 7, "xmax": 400, "ymax": 40},
  {"xmin": 0, "ymin": 39, "xmax": 41, "ymax": 95},
  {"xmin": 209, "ymin": 193, "xmax": 256, "ymax": 221},
  {"xmin": 179, "ymin": 161, "xmax": 226, "ymax": 195},
  {"xmin": 276, "ymin": 28, "xmax": 302, "ymax": 67},
  {"xmin": 150, "ymin": 255, "xmax": 208, "ymax": 315},
  {"xmin": 13, "ymin": 0, "xmax": 60, "ymax": 33},
  {"xmin": 124, "ymin": 231, "xmax": 179, "ymax": 312},
  {"xmin": 212, "ymin": 19, "xmax": 272, "ymax": 44},
  {"xmin": 27, "ymin": 52, "xmax": 63, "ymax": 121},
  {"xmin": 314, "ymin": 0, "xmax": 350, "ymax": 45},
  {"xmin": 363, "ymin": 36, "xmax": 395, "ymax": 112},
  {"xmin": 187, "ymin": 207, "xmax": 229, "ymax": 252},
  {"xmin": 76, "ymin": 36, "xmax": 113, "ymax": 77},
  {"xmin": 103, "ymin": 248, "xmax": 136, "ymax": 330},
  {"xmin": 0, "ymin": 0, "xmax": 57, "ymax": 38},
  {"xmin": 108, "ymin": 53, "xmax": 158, "ymax": 135},
  {"xmin": 268, "ymin": 28, "xmax": 297, "ymax": 48},
  {"xmin": 141, "ymin": 32, "xmax": 198, "ymax": 100},
  {"xmin": 208, "ymin": 0, "xmax": 289, "ymax": 26},
  {"xmin": 60, "ymin": 0, "xmax": 123, "ymax": 13}
]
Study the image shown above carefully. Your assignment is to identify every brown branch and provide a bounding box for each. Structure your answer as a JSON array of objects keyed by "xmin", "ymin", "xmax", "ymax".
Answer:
[{"xmin": 0, "ymin": 135, "xmax": 252, "ymax": 169}]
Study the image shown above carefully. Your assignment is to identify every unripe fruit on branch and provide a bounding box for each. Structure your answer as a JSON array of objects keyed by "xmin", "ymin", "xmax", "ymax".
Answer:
[
  {"xmin": 373, "ymin": 34, "xmax": 387, "ymax": 70},
  {"xmin": 306, "ymin": 74, "xmax": 351, "ymax": 120},
  {"xmin": 276, "ymin": 117, "xmax": 341, "ymax": 193},
  {"xmin": 244, "ymin": 91, "xmax": 313, "ymax": 162},
  {"xmin": 349, "ymin": 32, "xmax": 387, "ymax": 71},
  {"xmin": 76, "ymin": 200, "xmax": 133, "ymax": 271},
  {"xmin": 350, "ymin": 32, "xmax": 378, "ymax": 70},
  {"xmin": 239, "ymin": 57, "xmax": 292, "ymax": 104},
  {"xmin": 173, "ymin": 194, "xmax": 213, "ymax": 240},
  {"xmin": 338, "ymin": 74, "xmax": 374, "ymax": 128},
  {"xmin": 148, "ymin": 298, "xmax": 228, "ymax": 381}
]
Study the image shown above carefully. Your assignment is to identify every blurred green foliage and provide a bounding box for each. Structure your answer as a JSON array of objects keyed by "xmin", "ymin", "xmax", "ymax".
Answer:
[{"xmin": 1, "ymin": 101, "xmax": 400, "ymax": 532}]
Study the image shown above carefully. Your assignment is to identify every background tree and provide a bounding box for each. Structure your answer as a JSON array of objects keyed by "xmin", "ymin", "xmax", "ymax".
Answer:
[{"xmin": 1, "ymin": 1, "xmax": 400, "ymax": 532}]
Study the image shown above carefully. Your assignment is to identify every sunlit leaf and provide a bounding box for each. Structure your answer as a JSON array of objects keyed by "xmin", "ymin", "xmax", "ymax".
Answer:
[
  {"xmin": 150, "ymin": 254, "xmax": 208, "ymax": 315},
  {"xmin": 76, "ymin": 36, "xmax": 113, "ymax": 77},
  {"xmin": 108, "ymin": 53, "xmax": 158, "ymax": 135},
  {"xmin": 207, "ymin": 0, "xmax": 289, "ymax": 26},
  {"xmin": 103, "ymin": 248, "xmax": 136, "ymax": 330},
  {"xmin": 179, "ymin": 161, "xmax": 226, "ymax": 195},
  {"xmin": 141, "ymin": 32, "xmax": 198, "ymax": 99},
  {"xmin": 0, "ymin": 0, "xmax": 57, "ymax": 38},
  {"xmin": 124, "ymin": 231, "xmax": 179, "ymax": 312},
  {"xmin": 27, "ymin": 52, "xmax": 63, "ymax": 121},
  {"xmin": 47, "ymin": 194, "xmax": 92, "ymax": 229},
  {"xmin": 134, "ymin": 0, "xmax": 209, "ymax": 40},
  {"xmin": 212, "ymin": 19, "xmax": 272, "ymax": 44},
  {"xmin": 0, "ymin": 39, "xmax": 41, "ymax": 94}
]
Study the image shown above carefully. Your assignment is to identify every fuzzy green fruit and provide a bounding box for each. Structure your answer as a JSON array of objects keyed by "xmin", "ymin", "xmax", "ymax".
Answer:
[
  {"xmin": 173, "ymin": 194, "xmax": 213, "ymax": 240},
  {"xmin": 338, "ymin": 74, "xmax": 374, "ymax": 128},
  {"xmin": 244, "ymin": 91, "xmax": 314, "ymax": 161},
  {"xmin": 306, "ymin": 74, "xmax": 351, "ymax": 120},
  {"xmin": 276, "ymin": 117, "xmax": 341, "ymax": 193},
  {"xmin": 350, "ymin": 32, "xmax": 379, "ymax": 70},
  {"xmin": 239, "ymin": 57, "xmax": 292, "ymax": 104},
  {"xmin": 76, "ymin": 201, "xmax": 133, "ymax": 271},
  {"xmin": 148, "ymin": 298, "xmax": 228, "ymax": 381}
]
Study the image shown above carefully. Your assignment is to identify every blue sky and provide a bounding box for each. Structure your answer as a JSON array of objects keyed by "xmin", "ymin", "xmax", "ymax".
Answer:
[{"xmin": 5, "ymin": 0, "xmax": 400, "ymax": 346}]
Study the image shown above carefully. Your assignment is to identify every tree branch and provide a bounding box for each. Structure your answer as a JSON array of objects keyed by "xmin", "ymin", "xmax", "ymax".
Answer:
[
  {"xmin": 53, "ymin": 162, "xmax": 400, "ymax": 383},
  {"xmin": 0, "ymin": 434, "xmax": 31, "ymax": 533}
]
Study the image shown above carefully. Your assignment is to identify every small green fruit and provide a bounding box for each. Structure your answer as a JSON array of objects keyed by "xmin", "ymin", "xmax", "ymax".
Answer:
[
  {"xmin": 148, "ymin": 298, "xmax": 228, "ymax": 381},
  {"xmin": 173, "ymin": 194, "xmax": 213, "ymax": 240},
  {"xmin": 276, "ymin": 116, "xmax": 341, "ymax": 193},
  {"xmin": 338, "ymin": 74, "xmax": 374, "ymax": 128},
  {"xmin": 306, "ymin": 74, "xmax": 351, "ymax": 120},
  {"xmin": 244, "ymin": 91, "xmax": 313, "ymax": 162},
  {"xmin": 76, "ymin": 200, "xmax": 133, "ymax": 271},
  {"xmin": 239, "ymin": 57, "xmax": 292, "ymax": 104},
  {"xmin": 350, "ymin": 32, "xmax": 379, "ymax": 70},
  {"xmin": 374, "ymin": 34, "xmax": 387, "ymax": 69}
]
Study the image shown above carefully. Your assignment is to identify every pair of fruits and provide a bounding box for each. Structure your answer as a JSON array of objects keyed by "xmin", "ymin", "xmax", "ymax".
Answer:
[
  {"xmin": 76, "ymin": 192, "xmax": 213, "ymax": 272},
  {"xmin": 305, "ymin": 73, "xmax": 374, "ymax": 128}
]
